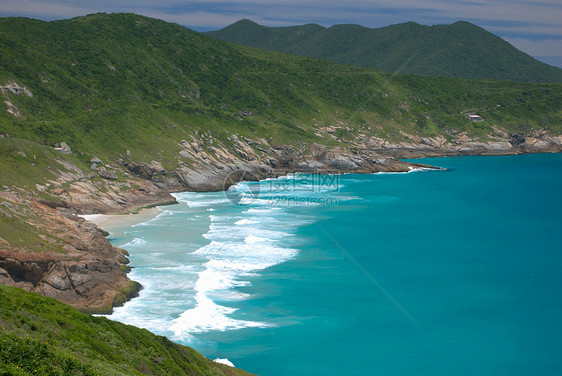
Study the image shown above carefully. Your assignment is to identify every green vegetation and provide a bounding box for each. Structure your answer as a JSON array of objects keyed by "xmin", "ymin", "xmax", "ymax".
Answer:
[
  {"xmin": 0, "ymin": 13, "xmax": 559, "ymax": 190},
  {"xmin": 0, "ymin": 13, "xmax": 560, "ymax": 375},
  {"xmin": 207, "ymin": 19, "xmax": 562, "ymax": 83},
  {"xmin": 0, "ymin": 284, "xmax": 252, "ymax": 375},
  {"xmin": 0, "ymin": 137, "xmax": 89, "ymax": 191}
]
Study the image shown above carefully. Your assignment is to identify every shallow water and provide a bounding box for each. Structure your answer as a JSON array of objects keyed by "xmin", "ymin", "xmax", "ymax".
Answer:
[{"xmin": 105, "ymin": 154, "xmax": 562, "ymax": 375}]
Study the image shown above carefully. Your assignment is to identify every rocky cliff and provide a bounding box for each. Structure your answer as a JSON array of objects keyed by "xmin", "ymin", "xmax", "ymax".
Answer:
[
  {"xmin": 0, "ymin": 191, "xmax": 141, "ymax": 313},
  {"xmin": 1, "ymin": 126, "xmax": 561, "ymax": 313}
]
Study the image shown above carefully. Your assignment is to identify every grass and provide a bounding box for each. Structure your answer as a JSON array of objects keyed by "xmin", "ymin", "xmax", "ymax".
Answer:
[
  {"xmin": 0, "ymin": 14, "xmax": 560, "ymax": 169},
  {"xmin": 0, "ymin": 13, "xmax": 559, "ymax": 375},
  {"xmin": 0, "ymin": 284, "xmax": 253, "ymax": 375},
  {"xmin": 0, "ymin": 13, "xmax": 560, "ymax": 253}
]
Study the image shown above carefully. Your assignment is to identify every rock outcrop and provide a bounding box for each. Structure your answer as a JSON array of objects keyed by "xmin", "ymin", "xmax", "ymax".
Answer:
[
  {"xmin": 0, "ymin": 191, "xmax": 140, "ymax": 313},
  {"xmin": 1, "ymin": 125, "xmax": 561, "ymax": 314},
  {"xmin": 0, "ymin": 81, "xmax": 33, "ymax": 97},
  {"xmin": 358, "ymin": 129, "xmax": 562, "ymax": 158}
]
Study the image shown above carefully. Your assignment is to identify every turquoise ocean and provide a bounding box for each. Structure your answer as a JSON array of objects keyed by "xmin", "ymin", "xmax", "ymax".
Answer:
[{"xmin": 105, "ymin": 154, "xmax": 562, "ymax": 375}]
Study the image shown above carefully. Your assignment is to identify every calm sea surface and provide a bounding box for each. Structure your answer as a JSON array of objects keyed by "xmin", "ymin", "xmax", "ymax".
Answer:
[{"xmin": 105, "ymin": 153, "xmax": 562, "ymax": 375}]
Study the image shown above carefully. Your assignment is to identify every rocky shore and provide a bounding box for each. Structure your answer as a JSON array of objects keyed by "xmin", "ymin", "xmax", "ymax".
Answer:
[
  {"xmin": 0, "ymin": 191, "xmax": 140, "ymax": 313},
  {"xmin": 1, "ymin": 127, "xmax": 561, "ymax": 313}
]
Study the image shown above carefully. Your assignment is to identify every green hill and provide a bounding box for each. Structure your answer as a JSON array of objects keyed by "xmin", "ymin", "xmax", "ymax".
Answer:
[
  {"xmin": 0, "ymin": 12, "xmax": 561, "ymax": 219},
  {"xmin": 0, "ymin": 13, "xmax": 560, "ymax": 181},
  {"xmin": 0, "ymin": 12, "xmax": 561, "ymax": 374},
  {"xmin": 0, "ymin": 13, "xmax": 560, "ymax": 195},
  {"xmin": 207, "ymin": 19, "xmax": 562, "ymax": 83},
  {"xmin": 0, "ymin": 284, "xmax": 252, "ymax": 375}
]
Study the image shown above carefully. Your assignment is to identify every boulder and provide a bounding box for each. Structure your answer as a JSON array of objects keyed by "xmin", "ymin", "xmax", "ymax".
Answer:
[{"xmin": 98, "ymin": 168, "xmax": 118, "ymax": 180}]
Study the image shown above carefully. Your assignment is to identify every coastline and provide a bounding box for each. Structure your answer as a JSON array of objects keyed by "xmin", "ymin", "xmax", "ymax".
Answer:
[
  {"xmin": 100, "ymin": 153, "xmax": 562, "ymax": 375},
  {"xmin": 80, "ymin": 206, "xmax": 163, "ymax": 231},
  {"xmin": 2, "ymin": 147, "xmax": 561, "ymax": 315},
  {"xmin": 98, "ymin": 152, "xmax": 560, "ymax": 311}
]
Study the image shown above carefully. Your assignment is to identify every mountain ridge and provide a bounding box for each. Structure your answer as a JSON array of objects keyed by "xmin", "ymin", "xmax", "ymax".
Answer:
[
  {"xmin": 0, "ymin": 12, "xmax": 561, "ymax": 373},
  {"xmin": 207, "ymin": 19, "xmax": 562, "ymax": 82},
  {"xmin": 1, "ymin": 13, "xmax": 561, "ymax": 310},
  {"xmin": 0, "ymin": 7, "xmax": 561, "ymax": 335}
]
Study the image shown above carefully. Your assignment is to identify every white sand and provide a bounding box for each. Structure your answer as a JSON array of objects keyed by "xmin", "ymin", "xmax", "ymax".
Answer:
[{"xmin": 80, "ymin": 207, "xmax": 161, "ymax": 231}]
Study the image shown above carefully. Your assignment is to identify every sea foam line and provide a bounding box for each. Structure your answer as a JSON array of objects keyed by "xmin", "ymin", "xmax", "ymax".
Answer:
[
  {"xmin": 108, "ymin": 176, "xmax": 322, "ymax": 340},
  {"xmin": 375, "ymin": 166, "xmax": 442, "ymax": 175},
  {"xmin": 170, "ymin": 204, "xmax": 302, "ymax": 337}
]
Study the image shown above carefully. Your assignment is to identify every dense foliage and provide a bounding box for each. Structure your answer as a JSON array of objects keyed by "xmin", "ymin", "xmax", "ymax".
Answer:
[
  {"xmin": 0, "ymin": 14, "xmax": 560, "ymax": 374},
  {"xmin": 208, "ymin": 19, "xmax": 562, "ymax": 83},
  {"xmin": 0, "ymin": 284, "xmax": 252, "ymax": 375},
  {"xmin": 0, "ymin": 13, "xmax": 561, "ymax": 184}
]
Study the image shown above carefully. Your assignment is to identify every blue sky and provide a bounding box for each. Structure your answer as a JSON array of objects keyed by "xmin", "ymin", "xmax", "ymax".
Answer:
[{"xmin": 1, "ymin": 0, "xmax": 561, "ymax": 67}]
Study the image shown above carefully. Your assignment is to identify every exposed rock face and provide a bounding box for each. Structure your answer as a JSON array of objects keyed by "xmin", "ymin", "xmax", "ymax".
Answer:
[
  {"xmin": 362, "ymin": 130, "xmax": 562, "ymax": 158},
  {"xmin": 51, "ymin": 178, "xmax": 177, "ymax": 215},
  {"xmin": 0, "ymin": 81, "xmax": 33, "ymax": 97},
  {"xmin": 1, "ymin": 125, "xmax": 561, "ymax": 314},
  {"xmin": 125, "ymin": 161, "xmax": 154, "ymax": 180},
  {"xmin": 97, "ymin": 168, "xmax": 118, "ymax": 180},
  {"xmin": 54, "ymin": 142, "xmax": 72, "ymax": 154},
  {"xmin": 0, "ymin": 192, "xmax": 140, "ymax": 313}
]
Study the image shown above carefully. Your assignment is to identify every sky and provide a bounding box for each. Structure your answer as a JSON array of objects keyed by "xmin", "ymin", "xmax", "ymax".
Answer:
[{"xmin": 1, "ymin": 0, "xmax": 561, "ymax": 67}]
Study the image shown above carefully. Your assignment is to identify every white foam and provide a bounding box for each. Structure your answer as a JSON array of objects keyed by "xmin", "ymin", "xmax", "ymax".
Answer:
[
  {"xmin": 211, "ymin": 290, "xmax": 251, "ymax": 301},
  {"xmin": 173, "ymin": 192, "xmax": 230, "ymax": 207},
  {"xmin": 106, "ymin": 178, "xmax": 326, "ymax": 339},
  {"xmin": 235, "ymin": 219, "xmax": 257, "ymax": 225},
  {"xmin": 244, "ymin": 207, "xmax": 282, "ymax": 214},
  {"xmin": 170, "ymin": 292, "xmax": 271, "ymax": 336},
  {"xmin": 407, "ymin": 166, "xmax": 437, "ymax": 172},
  {"xmin": 276, "ymin": 173, "xmax": 298, "ymax": 180},
  {"xmin": 106, "ymin": 273, "xmax": 185, "ymax": 336},
  {"xmin": 173, "ymin": 226, "xmax": 298, "ymax": 335},
  {"xmin": 193, "ymin": 241, "xmax": 297, "ymax": 271},
  {"xmin": 239, "ymin": 197, "xmax": 270, "ymax": 205},
  {"xmin": 149, "ymin": 265, "xmax": 197, "ymax": 273},
  {"xmin": 186, "ymin": 199, "xmax": 229, "ymax": 208},
  {"xmin": 214, "ymin": 358, "xmax": 235, "ymax": 367},
  {"xmin": 337, "ymin": 195, "xmax": 363, "ymax": 202},
  {"xmin": 375, "ymin": 167, "xmax": 439, "ymax": 175},
  {"xmin": 131, "ymin": 210, "xmax": 172, "ymax": 227},
  {"xmin": 245, "ymin": 234, "xmax": 268, "ymax": 244},
  {"xmin": 123, "ymin": 237, "xmax": 147, "ymax": 247},
  {"xmin": 203, "ymin": 223, "xmax": 288, "ymax": 243}
]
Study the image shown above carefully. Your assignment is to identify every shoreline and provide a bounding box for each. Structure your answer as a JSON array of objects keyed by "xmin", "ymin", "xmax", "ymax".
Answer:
[
  {"xmin": 81, "ymin": 152, "xmax": 560, "ymax": 229},
  {"xmin": 3, "ymin": 151, "xmax": 560, "ymax": 315},
  {"xmin": 80, "ymin": 206, "xmax": 163, "ymax": 231}
]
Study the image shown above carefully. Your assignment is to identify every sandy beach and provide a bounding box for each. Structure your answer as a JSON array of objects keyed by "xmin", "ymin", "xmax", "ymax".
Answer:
[{"xmin": 80, "ymin": 207, "xmax": 162, "ymax": 231}]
